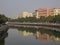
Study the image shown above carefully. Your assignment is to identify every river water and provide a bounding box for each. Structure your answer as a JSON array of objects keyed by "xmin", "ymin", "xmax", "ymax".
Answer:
[{"xmin": 0, "ymin": 27, "xmax": 60, "ymax": 45}]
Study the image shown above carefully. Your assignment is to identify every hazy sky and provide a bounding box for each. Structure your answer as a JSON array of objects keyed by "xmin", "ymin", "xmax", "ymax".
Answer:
[{"xmin": 0, "ymin": 0, "xmax": 60, "ymax": 18}]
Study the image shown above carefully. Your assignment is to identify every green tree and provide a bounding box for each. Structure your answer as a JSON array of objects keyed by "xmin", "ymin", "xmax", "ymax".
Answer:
[
  {"xmin": 46, "ymin": 15, "xmax": 54, "ymax": 22},
  {"xmin": 0, "ymin": 14, "xmax": 8, "ymax": 24},
  {"xmin": 39, "ymin": 16, "xmax": 46, "ymax": 22},
  {"xmin": 53, "ymin": 15, "xmax": 60, "ymax": 23}
]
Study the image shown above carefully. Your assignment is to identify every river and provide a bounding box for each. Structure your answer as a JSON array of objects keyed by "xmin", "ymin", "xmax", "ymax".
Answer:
[{"xmin": 0, "ymin": 27, "xmax": 60, "ymax": 45}]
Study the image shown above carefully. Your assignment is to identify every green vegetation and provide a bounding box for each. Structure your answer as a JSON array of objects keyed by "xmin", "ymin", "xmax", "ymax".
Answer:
[
  {"xmin": 46, "ymin": 15, "xmax": 60, "ymax": 23},
  {"xmin": 10, "ymin": 14, "xmax": 60, "ymax": 23},
  {"xmin": 0, "ymin": 14, "xmax": 8, "ymax": 24}
]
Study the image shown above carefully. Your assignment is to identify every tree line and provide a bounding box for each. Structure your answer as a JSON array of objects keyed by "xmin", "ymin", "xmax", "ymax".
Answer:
[
  {"xmin": 10, "ymin": 14, "xmax": 60, "ymax": 23},
  {"xmin": 0, "ymin": 14, "xmax": 8, "ymax": 24},
  {"xmin": 0, "ymin": 14, "xmax": 60, "ymax": 24}
]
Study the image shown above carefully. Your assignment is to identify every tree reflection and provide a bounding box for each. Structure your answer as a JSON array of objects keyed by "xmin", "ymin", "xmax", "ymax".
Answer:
[
  {"xmin": 17, "ymin": 27, "xmax": 60, "ymax": 41},
  {"xmin": 0, "ymin": 31, "xmax": 8, "ymax": 45}
]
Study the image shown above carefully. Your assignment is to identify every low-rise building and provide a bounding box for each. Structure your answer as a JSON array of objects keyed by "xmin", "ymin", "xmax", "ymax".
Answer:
[{"xmin": 14, "ymin": 12, "xmax": 33, "ymax": 19}]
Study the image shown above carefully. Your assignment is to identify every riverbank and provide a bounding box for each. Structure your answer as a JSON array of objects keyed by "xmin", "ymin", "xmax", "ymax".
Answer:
[
  {"xmin": 6, "ymin": 22, "xmax": 60, "ymax": 27},
  {"xmin": 0, "ymin": 24, "xmax": 8, "ymax": 31},
  {"xmin": 0, "ymin": 25, "xmax": 8, "ymax": 39}
]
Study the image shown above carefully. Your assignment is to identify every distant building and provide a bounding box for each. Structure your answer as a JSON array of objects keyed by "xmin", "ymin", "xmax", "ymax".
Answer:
[
  {"xmin": 33, "ymin": 8, "xmax": 60, "ymax": 18},
  {"xmin": 32, "ymin": 10, "xmax": 39, "ymax": 18},
  {"xmin": 54, "ymin": 8, "xmax": 60, "ymax": 15},
  {"xmin": 14, "ymin": 12, "xmax": 33, "ymax": 19}
]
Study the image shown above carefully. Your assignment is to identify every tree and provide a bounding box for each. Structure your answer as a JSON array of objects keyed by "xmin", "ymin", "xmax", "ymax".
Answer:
[
  {"xmin": 46, "ymin": 15, "xmax": 54, "ymax": 22},
  {"xmin": 53, "ymin": 15, "xmax": 60, "ymax": 23},
  {"xmin": 0, "ymin": 14, "xmax": 8, "ymax": 24},
  {"xmin": 39, "ymin": 16, "xmax": 46, "ymax": 22}
]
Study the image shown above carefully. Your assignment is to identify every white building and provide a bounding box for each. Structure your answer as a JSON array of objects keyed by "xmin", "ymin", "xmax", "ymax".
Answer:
[
  {"xmin": 54, "ymin": 8, "xmax": 60, "ymax": 15},
  {"xmin": 14, "ymin": 12, "xmax": 33, "ymax": 19}
]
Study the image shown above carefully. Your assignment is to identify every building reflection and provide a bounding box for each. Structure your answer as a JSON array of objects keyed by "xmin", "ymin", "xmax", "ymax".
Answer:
[
  {"xmin": 35, "ymin": 31, "xmax": 60, "ymax": 41},
  {"xmin": 35, "ymin": 31, "xmax": 50, "ymax": 40},
  {"xmin": 16, "ymin": 30, "xmax": 33, "ymax": 36},
  {"xmin": 0, "ymin": 31, "xmax": 8, "ymax": 45},
  {"xmin": 16, "ymin": 27, "xmax": 60, "ymax": 41}
]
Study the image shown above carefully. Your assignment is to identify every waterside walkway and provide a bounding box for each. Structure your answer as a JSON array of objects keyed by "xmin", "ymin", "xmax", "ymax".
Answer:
[{"xmin": 6, "ymin": 22, "xmax": 60, "ymax": 31}]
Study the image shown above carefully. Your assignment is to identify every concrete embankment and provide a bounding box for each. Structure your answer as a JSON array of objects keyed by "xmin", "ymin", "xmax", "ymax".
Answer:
[
  {"xmin": 7, "ymin": 22, "xmax": 60, "ymax": 27},
  {"xmin": 6, "ymin": 22, "xmax": 60, "ymax": 31}
]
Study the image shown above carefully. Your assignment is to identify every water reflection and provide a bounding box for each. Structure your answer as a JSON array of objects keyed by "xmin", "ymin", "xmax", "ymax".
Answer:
[
  {"xmin": 16, "ymin": 27, "xmax": 60, "ymax": 41},
  {"xmin": 16, "ymin": 30, "xmax": 33, "ymax": 36},
  {"xmin": 0, "ymin": 31, "xmax": 8, "ymax": 45}
]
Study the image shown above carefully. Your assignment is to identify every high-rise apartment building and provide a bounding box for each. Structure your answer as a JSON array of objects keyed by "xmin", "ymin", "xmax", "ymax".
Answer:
[{"xmin": 33, "ymin": 8, "xmax": 60, "ymax": 18}]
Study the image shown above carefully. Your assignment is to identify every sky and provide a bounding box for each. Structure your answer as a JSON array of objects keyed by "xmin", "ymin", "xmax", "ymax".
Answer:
[{"xmin": 0, "ymin": 0, "xmax": 60, "ymax": 18}]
